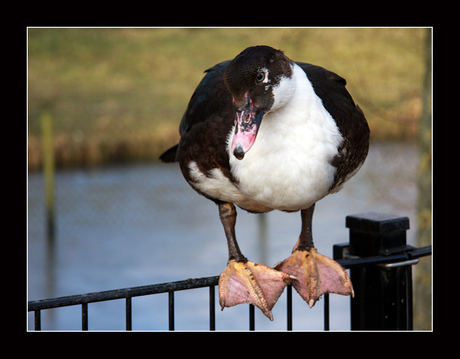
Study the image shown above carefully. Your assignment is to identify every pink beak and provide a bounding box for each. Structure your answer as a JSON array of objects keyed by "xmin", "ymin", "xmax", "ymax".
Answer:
[{"xmin": 230, "ymin": 92, "xmax": 264, "ymax": 160}]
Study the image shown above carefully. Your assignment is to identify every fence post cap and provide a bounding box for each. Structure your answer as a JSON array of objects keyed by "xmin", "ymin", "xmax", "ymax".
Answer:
[
  {"xmin": 346, "ymin": 212, "xmax": 410, "ymax": 234},
  {"xmin": 346, "ymin": 212, "xmax": 410, "ymax": 256}
]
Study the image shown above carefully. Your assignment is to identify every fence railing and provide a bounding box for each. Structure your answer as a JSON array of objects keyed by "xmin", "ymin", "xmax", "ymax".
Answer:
[{"xmin": 28, "ymin": 212, "xmax": 432, "ymax": 331}]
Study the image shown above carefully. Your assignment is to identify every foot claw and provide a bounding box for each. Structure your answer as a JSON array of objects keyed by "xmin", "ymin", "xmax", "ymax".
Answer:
[
  {"xmin": 219, "ymin": 259, "xmax": 296, "ymax": 320},
  {"xmin": 274, "ymin": 248, "xmax": 353, "ymax": 308}
]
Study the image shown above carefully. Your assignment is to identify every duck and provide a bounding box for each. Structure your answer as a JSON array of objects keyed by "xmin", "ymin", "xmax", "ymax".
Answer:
[{"xmin": 160, "ymin": 45, "xmax": 370, "ymax": 320}]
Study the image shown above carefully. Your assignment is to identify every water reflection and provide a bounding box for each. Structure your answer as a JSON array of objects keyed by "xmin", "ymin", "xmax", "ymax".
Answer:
[{"xmin": 27, "ymin": 142, "xmax": 418, "ymax": 330}]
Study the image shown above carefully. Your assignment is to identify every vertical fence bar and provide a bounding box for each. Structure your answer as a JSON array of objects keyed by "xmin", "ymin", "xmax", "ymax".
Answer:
[
  {"xmin": 82, "ymin": 303, "xmax": 88, "ymax": 330},
  {"xmin": 324, "ymin": 294, "xmax": 330, "ymax": 331},
  {"xmin": 287, "ymin": 285, "xmax": 292, "ymax": 331},
  {"xmin": 34, "ymin": 310, "xmax": 41, "ymax": 331},
  {"xmin": 126, "ymin": 297, "xmax": 132, "ymax": 331},
  {"xmin": 209, "ymin": 285, "xmax": 216, "ymax": 331},
  {"xmin": 168, "ymin": 291, "xmax": 175, "ymax": 331},
  {"xmin": 249, "ymin": 304, "xmax": 255, "ymax": 331}
]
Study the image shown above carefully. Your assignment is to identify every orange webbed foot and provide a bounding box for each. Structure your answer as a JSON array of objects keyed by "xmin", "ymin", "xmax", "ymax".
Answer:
[
  {"xmin": 274, "ymin": 248, "xmax": 353, "ymax": 308},
  {"xmin": 219, "ymin": 259, "xmax": 296, "ymax": 320}
]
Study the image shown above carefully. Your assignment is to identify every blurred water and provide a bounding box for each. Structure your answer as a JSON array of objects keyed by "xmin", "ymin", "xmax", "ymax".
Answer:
[{"xmin": 27, "ymin": 142, "xmax": 418, "ymax": 330}]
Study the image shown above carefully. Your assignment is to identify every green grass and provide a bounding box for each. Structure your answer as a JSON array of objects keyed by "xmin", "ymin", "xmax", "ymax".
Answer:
[{"xmin": 28, "ymin": 28, "xmax": 427, "ymax": 170}]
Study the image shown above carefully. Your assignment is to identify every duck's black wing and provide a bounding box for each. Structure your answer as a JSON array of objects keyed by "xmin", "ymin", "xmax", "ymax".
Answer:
[
  {"xmin": 160, "ymin": 60, "xmax": 237, "ymax": 192},
  {"xmin": 160, "ymin": 61, "xmax": 233, "ymax": 163},
  {"xmin": 296, "ymin": 62, "xmax": 370, "ymax": 191}
]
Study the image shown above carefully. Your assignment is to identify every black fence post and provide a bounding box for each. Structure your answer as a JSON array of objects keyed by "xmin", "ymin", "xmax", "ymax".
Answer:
[{"xmin": 339, "ymin": 212, "xmax": 414, "ymax": 330}]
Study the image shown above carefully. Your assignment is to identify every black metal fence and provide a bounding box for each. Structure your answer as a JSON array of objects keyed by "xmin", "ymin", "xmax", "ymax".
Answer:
[{"xmin": 28, "ymin": 212, "xmax": 432, "ymax": 331}]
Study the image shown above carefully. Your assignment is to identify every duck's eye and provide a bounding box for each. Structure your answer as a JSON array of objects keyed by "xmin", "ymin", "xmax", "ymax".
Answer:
[{"xmin": 256, "ymin": 72, "xmax": 265, "ymax": 83}]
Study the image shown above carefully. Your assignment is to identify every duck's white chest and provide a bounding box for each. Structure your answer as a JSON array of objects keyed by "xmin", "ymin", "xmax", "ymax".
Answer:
[
  {"xmin": 228, "ymin": 71, "xmax": 343, "ymax": 211},
  {"xmin": 229, "ymin": 114, "xmax": 341, "ymax": 210}
]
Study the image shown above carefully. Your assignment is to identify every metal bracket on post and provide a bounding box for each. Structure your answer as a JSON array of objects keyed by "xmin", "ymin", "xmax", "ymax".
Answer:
[{"xmin": 334, "ymin": 212, "xmax": 415, "ymax": 330}]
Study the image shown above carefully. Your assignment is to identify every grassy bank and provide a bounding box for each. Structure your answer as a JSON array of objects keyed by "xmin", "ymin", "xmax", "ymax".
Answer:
[{"xmin": 28, "ymin": 28, "xmax": 426, "ymax": 171}]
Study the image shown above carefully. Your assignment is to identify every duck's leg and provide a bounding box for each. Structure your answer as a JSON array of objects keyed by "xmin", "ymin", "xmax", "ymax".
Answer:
[
  {"xmin": 218, "ymin": 203, "xmax": 295, "ymax": 321},
  {"xmin": 274, "ymin": 204, "xmax": 354, "ymax": 308}
]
